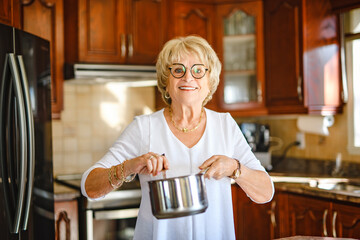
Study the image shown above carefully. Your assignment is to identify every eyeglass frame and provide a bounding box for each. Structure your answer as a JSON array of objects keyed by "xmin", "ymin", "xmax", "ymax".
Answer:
[{"xmin": 168, "ymin": 63, "xmax": 209, "ymax": 79}]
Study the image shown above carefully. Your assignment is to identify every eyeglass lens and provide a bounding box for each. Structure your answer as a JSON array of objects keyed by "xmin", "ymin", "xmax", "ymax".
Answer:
[{"xmin": 170, "ymin": 64, "xmax": 207, "ymax": 79}]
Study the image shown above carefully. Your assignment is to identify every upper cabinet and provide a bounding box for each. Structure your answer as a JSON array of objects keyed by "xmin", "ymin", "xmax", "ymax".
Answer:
[
  {"xmin": 215, "ymin": 1, "xmax": 267, "ymax": 116},
  {"xmin": 264, "ymin": 0, "xmax": 343, "ymax": 115},
  {"xmin": 0, "ymin": 0, "xmax": 20, "ymax": 28},
  {"xmin": 330, "ymin": 0, "xmax": 360, "ymax": 13},
  {"xmin": 20, "ymin": 0, "xmax": 64, "ymax": 119},
  {"xmin": 77, "ymin": 0, "xmax": 166, "ymax": 65},
  {"xmin": 158, "ymin": 1, "xmax": 218, "ymax": 111},
  {"xmin": 164, "ymin": 0, "xmax": 266, "ymax": 116},
  {"xmin": 169, "ymin": 1, "xmax": 215, "ymax": 46}
]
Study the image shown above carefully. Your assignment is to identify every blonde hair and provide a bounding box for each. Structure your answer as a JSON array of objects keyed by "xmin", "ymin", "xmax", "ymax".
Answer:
[{"xmin": 156, "ymin": 35, "xmax": 222, "ymax": 106}]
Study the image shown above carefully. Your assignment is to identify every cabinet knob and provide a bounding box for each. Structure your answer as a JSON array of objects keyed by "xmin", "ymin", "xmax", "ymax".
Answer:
[
  {"xmin": 56, "ymin": 211, "xmax": 71, "ymax": 240},
  {"xmin": 332, "ymin": 211, "xmax": 338, "ymax": 237},
  {"xmin": 270, "ymin": 201, "xmax": 277, "ymax": 227},
  {"xmin": 297, "ymin": 76, "xmax": 303, "ymax": 102},
  {"xmin": 322, "ymin": 209, "xmax": 328, "ymax": 237},
  {"xmin": 121, "ymin": 34, "xmax": 126, "ymax": 58},
  {"xmin": 128, "ymin": 34, "xmax": 133, "ymax": 58}
]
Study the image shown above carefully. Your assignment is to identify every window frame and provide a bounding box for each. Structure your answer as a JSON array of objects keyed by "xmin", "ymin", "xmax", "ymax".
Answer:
[{"xmin": 345, "ymin": 12, "xmax": 360, "ymax": 155}]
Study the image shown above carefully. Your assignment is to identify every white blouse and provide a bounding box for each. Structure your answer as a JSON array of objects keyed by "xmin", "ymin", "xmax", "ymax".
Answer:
[{"xmin": 81, "ymin": 108, "xmax": 273, "ymax": 240}]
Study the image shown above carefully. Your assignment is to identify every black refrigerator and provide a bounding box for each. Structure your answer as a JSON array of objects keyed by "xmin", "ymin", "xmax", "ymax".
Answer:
[{"xmin": 0, "ymin": 23, "xmax": 55, "ymax": 239}]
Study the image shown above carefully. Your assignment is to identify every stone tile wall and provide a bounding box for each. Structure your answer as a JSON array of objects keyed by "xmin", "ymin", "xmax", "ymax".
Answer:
[{"xmin": 52, "ymin": 83, "xmax": 155, "ymax": 175}]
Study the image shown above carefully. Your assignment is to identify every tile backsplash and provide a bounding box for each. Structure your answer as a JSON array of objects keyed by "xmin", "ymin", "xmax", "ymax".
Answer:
[
  {"xmin": 52, "ymin": 83, "xmax": 156, "ymax": 175},
  {"xmin": 52, "ymin": 82, "xmax": 359, "ymax": 176}
]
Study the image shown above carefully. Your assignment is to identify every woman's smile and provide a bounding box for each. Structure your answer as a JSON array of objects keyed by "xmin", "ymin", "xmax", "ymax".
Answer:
[{"xmin": 178, "ymin": 85, "xmax": 199, "ymax": 90}]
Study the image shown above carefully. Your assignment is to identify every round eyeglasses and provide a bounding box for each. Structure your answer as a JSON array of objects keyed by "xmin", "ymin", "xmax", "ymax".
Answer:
[{"xmin": 169, "ymin": 63, "xmax": 208, "ymax": 79}]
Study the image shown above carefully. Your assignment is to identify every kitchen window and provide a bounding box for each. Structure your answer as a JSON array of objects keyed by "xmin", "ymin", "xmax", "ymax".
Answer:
[{"xmin": 344, "ymin": 8, "xmax": 360, "ymax": 154}]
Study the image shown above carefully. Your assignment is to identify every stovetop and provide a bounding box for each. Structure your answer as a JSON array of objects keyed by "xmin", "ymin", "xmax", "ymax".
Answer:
[
  {"xmin": 55, "ymin": 173, "xmax": 141, "ymax": 191},
  {"xmin": 55, "ymin": 174, "xmax": 142, "ymax": 210}
]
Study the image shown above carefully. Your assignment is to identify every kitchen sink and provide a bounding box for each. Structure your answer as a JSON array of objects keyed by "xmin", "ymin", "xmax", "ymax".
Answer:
[
  {"xmin": 271, "ymin": 174, "xmax": 360, "ymax": 195},
  {"xmin": 315, "ymin": 181, "xmax": 360, "ymax": 194}
]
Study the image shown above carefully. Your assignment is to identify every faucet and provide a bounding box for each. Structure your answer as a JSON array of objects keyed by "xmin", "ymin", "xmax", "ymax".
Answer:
[{"xmin": 331, "ymin": 153, "xmax": 343, "ymax": 177}]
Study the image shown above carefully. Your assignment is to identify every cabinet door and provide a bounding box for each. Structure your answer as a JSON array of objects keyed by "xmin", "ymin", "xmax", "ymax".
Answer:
[
  {"xmin": 21, "ymin": 0, "xmax": 64, "ymax": 119},
  {"xmin": 157, "ymin": 1, "xmax": 218, "ymax": 111},
  {"xmin": 232, "ymin": 185, "xmax": 273, "ymax": 240},
  {"xmin": 78, "ymin": 0, "xmax": 126, "ymax": 63},
  {"xmin": 264, "ymin": 0, "xmax": 307, "ymax": 114},
  {"xmin": 55, "ymin": 200, "xmax": 79, "ymax": 240},
  {"xmin": 126, "ymin": 0, "xmax": 165, "ymax": 64},
  {"xmin": 287, "ymin": 194, "xmax": 330, "ymax": 237},
  {"xmin": 303, "ymin": 0, "xmax": 342, "ymax": 115},
  {"xmin": 216, "ymin": 1, "xmax": 266, "ymax": 116},
  {"xmin": 332, "ymin": 202, "xmax": 360, "ymax": 238},
  {"xmin": 0, "ymin": 0, "xmax": 20, "ymax": 27},
  {"xmin": 171, "ymin": 1, "xmax": 215, "ymax": 46}
]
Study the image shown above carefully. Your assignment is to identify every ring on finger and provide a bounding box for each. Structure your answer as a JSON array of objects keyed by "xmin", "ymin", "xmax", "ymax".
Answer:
[{"xmin": 149, "ymin": 155, "xmax": 154, "ymax": 160}]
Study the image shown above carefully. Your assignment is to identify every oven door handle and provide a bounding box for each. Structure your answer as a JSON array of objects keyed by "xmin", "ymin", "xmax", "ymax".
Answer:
[{"xmin": 94, "ymin": 208, "xmax": 139, "ymax": 220}]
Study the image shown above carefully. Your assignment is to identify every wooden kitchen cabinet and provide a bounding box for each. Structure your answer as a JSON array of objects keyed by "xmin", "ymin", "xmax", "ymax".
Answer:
[
  {"xmin": 0, "ymin": 0, "xmax": 20, "ymax": 28},
  {"xmin": 155, "ymin": 0, "xmax": 218, "ymax": 111},
  {"xmin": 264, "ymin": 0, "xmax": 343, "ymax": 115},
  {"xmin": 168, "ymin": 1, "xmax": 215, "ymax": 46},
  {"xmin": 55, "ymin": 199, "xmax": 79, "ymax": 240},
  {"xmin": 232, "ymin": 184, "xmax": 282, "ymax": 240},
  {"xmin": 286, "ymin": 193, "xmax": 360, "ymax": 239},
  {"xmin": 330, "ymin": 0, "xmax": 360, "ymax": 12},
  {"xmin": 158, "ymin": 0, "xmax": 266, "ymax": 115},
  {"xmin": 77, "ymin": 0, "xmax": 167, "ymax": 65},
  {"xmin": 20, "ymin": 0, "xmax": 64, "ymax": 119},
  {"xmin": 287, "ymin": 194, "xmax": 331, "ymax": 237},
  {"xmin": 332, "ymin": 202, "xmax": 360, "ymax": 238},
  {"xmin": 215, "ymin": 1, "xmax": 267, "ymax": 116}
]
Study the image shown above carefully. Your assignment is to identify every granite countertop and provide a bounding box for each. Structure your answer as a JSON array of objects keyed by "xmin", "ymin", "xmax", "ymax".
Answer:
[
  {"xmin": 274, "ymin": 236, "xmax": 357, "ymax": 240},
  {"xmin": 54, "ymin": 182, "xmax": 81, "ymax": 201},
  {"xmin": 273, "ymin": 181, "xmax": 360, "ymax": 204}
]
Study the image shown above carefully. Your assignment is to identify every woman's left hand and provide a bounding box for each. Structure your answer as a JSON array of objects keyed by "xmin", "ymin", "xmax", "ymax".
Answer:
[{"xmin": 199, "ymin": 155, "xmax": 238, "ymax": 180}]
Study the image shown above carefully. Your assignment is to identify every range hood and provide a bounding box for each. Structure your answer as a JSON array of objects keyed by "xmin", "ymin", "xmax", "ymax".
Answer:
[{"xmin": 65, "ymin": 63, "xmax": 157, "ymax": 87}]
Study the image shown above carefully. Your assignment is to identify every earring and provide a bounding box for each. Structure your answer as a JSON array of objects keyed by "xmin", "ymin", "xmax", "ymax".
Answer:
[{"xmin": 164, "ymin": 91, "xmax": 170, "ymax": 99}]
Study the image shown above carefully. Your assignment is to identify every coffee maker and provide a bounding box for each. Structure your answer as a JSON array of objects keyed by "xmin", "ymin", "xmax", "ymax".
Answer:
[{"xmin": 239, "ymin": 123, "xmax": 272, "ymax": 170}]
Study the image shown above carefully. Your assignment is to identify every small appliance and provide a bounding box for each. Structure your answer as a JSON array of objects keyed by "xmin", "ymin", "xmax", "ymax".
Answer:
[
  {"xmin": 239, "ymin": 123, "xmax": 270, "ymax": 152},
  {"xmin": 239, "ymin": 123, "xmax": 272, "ymax": 170}
]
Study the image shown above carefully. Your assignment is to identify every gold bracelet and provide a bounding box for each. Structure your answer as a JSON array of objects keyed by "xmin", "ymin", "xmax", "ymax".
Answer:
[
  {"xmin": 123, "ymin": 160, "xmax": 136, "ymax": 182},
  {"xmin": 108, "ymin": 166, "xmax": 117, "ymax": 189},
  {"xmin": 113, "ymin": 165, "xmax": 121, "ymax": 181},
  {"xmin": 113, "ymin": 164, "xmax": 124, "ymax": 188}
]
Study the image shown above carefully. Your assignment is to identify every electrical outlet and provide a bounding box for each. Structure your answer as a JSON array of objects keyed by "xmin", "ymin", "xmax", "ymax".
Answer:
[{"xmin": 296, "ymin": 132, "xmax": 305, "ymax": 149}]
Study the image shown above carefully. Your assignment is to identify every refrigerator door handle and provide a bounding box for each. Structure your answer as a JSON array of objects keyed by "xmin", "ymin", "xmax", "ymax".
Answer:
[
  {"xmin": 8, "ymin": 53, "xmax": 28, "ymax": 234},
  {"xmin": 17, "ymin": 55, "xmax": 35, "ymax": 230},
  {"xmin": 0, "ymin": 54, "xmax": 13, "ymax": 233}
]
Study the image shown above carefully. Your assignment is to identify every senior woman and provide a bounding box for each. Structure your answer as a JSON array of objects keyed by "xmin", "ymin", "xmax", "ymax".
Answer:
[{"xmin": 81, "ymin": 35, "xmax": 274, "ymax": 240}]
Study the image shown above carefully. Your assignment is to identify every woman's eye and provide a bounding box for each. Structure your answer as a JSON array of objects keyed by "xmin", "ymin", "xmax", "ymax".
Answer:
[{"xmin": 174, "ymin": 68, "xmax": 184, "ymax": 73}]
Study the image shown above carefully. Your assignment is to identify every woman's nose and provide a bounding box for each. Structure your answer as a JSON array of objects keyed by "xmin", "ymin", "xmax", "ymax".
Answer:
[{"xmin": 183, "ymin": 69, "xmax": 194, "ymax": 81}]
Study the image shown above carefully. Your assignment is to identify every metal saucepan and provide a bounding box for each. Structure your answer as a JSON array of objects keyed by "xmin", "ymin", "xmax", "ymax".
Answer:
[{"xmin": 148, "ymin": 170, "xmax": 208, "ymax": 219}]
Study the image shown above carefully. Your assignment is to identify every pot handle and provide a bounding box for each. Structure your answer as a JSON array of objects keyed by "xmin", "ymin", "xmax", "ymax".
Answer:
[{"xmin": 199, "ymin": 167, "xmax": 210, "ymax": 174}]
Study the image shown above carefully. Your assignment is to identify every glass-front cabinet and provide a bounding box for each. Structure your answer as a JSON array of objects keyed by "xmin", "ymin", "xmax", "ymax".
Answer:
[{"xmin": 216, "ymin": 1, "xmax": 266, "ymax": 116}]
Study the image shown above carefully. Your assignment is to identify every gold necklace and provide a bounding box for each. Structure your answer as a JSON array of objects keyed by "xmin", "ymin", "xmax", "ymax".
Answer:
[{"xmin": 169, "ymin": 107, "xmax": 204, "ymax": 133}]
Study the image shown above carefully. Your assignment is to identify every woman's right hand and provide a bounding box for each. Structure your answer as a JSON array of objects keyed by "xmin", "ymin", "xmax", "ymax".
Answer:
[{"xmin": 125, "ymin": 152, "xmax": 169, "ymax": 176}]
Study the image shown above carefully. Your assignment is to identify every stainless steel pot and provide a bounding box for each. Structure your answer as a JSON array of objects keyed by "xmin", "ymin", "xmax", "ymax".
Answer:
[{"xmin": 148, "ymin": 172, "xmax": 208, "ymax": 219}]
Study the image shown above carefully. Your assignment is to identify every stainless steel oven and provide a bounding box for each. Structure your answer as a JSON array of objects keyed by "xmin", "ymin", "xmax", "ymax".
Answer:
[{"xmin": 56, "ymin": 174, "xmax": 142, "ymax": 240}]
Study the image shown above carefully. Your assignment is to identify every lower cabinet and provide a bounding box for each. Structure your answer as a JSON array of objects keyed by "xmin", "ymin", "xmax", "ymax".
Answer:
[
  {"xmin": 54, "ymin": 199, "xmax": 79, "ymax": 240},
  {"xmin": 232, "ymin": 185, "xmax": 360, "ymax": 239},
  {"xmin": 231, "ymin": 185, "xmax": 281, "ymax": 240},
  {"xmin": 287, "ymin": 193, "xmax": 360, "ymax": 238},
  {"xmin": 332, "ymin": 202, "xmax": 360, "ymax": 238},
  {"xmin": 287, "ymin": 194, "xmax": 331, "ymax": 237}
]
